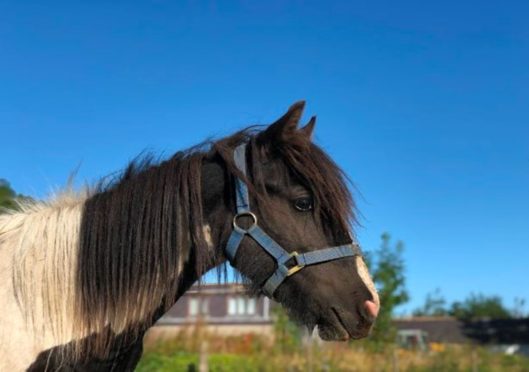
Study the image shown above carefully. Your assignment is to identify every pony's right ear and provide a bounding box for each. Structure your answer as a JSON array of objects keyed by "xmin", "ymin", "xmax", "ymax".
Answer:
[{"xmin": 259, "ymin": 101, "xmax": 306, "ymax": 144}]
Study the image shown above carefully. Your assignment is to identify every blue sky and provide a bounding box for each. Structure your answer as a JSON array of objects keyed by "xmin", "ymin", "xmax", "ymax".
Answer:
[{"xmin": 1, "ymin": 1, "xmax": 528, "ymax": 314}]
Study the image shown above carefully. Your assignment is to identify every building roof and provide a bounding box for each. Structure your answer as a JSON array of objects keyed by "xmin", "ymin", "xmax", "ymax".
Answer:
[
  {"xmin": 395, "ymin": 316, "xmax": 529, "ymax": 344},
  {"xmin": 394, "ymin": 317, "xmax": 469, "ymax": 343}
]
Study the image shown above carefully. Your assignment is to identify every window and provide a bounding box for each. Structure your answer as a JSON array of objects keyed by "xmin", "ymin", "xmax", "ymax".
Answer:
[
  {"xmin": 247, "ymin": 298, "xmax": 256, "ymax": 315},
  {"xmin": 228, "ymin": 298, "xmax": 237, "ymax": 315},
  {"xmin": 189, "ymin": 298, "xmax": 199, "ymax": 316},
  {"xmin": 237, "ymin": 297, "xmax": 245, "ymax": 314},
  {"xmin": 188, "ymin": 298, "xmax": 208, "ymax": 316},
  {"xmin": 227, "ymin": 296, "xmax": 257, "ymax": 316}
]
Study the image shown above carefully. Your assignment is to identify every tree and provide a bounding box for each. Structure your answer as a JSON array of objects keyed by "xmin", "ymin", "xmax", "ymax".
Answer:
[
  {"xmin": 511, "ymin": 297, "xmax": 527, "ymax": 318},
  {"xmin": 413, "ymin": 288, "xmax": 448, "ymax": 317},
  {"xmin": 449, "ymin": 293, "xmax": 512, "ymax": 320},
  {"xmin": 0, "ymin": 179, "xmax": 19, "ymax": 211},
  {"xmin": 272, "ymin": 306, "xmax": 302, "ymax": 353},
  {"xmin": 0, "ymin": 179, "xmax": 30, "ymax": 212},
  {"xmin": 365, "ymin": 233, "xmax": 409, "ymax": 344}
]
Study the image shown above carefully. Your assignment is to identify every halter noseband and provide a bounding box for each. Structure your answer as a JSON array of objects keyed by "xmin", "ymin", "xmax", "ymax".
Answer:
[{"xmin": 225, "ymin": 143, "xmax": 362, "ymax": 298}]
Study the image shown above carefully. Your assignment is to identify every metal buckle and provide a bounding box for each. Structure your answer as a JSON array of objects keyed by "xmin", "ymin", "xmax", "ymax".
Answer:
[
  {"xmin": 286, "ymin": 251, "xmax": 305, "ymax": 276},
  {"xmin": 232, "ymin": 211, "xmax": 258, "ymax": 233}
]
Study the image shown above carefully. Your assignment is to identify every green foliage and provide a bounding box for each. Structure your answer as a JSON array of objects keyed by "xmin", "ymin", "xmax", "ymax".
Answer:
[
  {"xmin": 365, "ymin": 233, "xmax": 409, "ymax": 345},
  {"xmin": 511, "ymin": 297, "xmax": 527, "ymax": 318},
  {"xmin": 414, "ymin": 290, "xmax": 516, "ymax": 320},
  {"xmin": 413, "ymin": 288, "xmax": 448, "ymax": 317},
  {"xmin": 450, "ymin": 293, "xmax": 512, "ymax": 320},
  {"xmin": 0, "ymin": 179, "xmax": 18, "ymax": 211},
  {"xmin": 137, "ymin": 352, "xmax": 259, "ymax": 372},
  {"xmin": 0, "ymin": 179, "xmax": 31, "ymax": 212},
  {"xmin": 272, "ymin": 305, "xmax": 302, "ymax": 353}
]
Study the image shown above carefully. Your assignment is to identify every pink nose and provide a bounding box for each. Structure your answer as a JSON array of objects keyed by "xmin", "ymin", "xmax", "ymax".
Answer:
[{"xmin": 364, "ymin": 300, "xmax": 379, "ymax": 318}]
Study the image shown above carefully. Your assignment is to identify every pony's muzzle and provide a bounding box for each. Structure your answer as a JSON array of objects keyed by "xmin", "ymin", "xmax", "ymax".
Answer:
[{"xmin": 364, "ymin": 300, "xmax": 379, "ymax": 319}]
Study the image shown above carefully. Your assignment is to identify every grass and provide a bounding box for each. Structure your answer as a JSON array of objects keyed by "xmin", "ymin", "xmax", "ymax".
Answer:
[{"xmin": 136, "ymin": 328, "xmax": 529, "ymax": 372}]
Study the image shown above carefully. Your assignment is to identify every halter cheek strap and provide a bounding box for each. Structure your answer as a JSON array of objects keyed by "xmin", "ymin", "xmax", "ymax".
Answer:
[{"xmin": 225, "ymin": 143, "xmax": 362, "ymax": 298}]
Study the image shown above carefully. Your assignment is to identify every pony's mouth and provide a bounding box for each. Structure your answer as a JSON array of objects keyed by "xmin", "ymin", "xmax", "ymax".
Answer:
[{"xmin": 316, "ymin": 307, "xmax": 367, "ymax": 341}]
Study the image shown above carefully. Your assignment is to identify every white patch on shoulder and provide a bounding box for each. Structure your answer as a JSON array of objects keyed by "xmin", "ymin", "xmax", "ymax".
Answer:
[
  {"xmin": 0, "ymin": 190, "xmax": 88, "ymax": 369},
  {"xmin": 203, "ymin": 224, "xmax": 213, "ymax": 250},
  {"xmin": 356, "ymin": 256, "xmax": 380, "ymax": 306}
]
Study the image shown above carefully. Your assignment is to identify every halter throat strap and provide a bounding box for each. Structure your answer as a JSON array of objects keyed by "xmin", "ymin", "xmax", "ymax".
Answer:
[{"xmin": 225, "ymin": 143, "xmax": 361, "ymax": 297}]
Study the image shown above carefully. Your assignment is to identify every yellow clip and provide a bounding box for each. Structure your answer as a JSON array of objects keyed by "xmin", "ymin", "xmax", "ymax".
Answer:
[{"xmin": 286, "ymin": 251, "xmax": 305, "ymax": 276}]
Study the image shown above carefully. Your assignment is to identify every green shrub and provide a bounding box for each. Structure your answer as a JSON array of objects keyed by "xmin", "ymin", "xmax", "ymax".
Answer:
[
  {"xmin": 137, "ymin": 352, "xmax": 263, "ymax": 372},
  {"xmin": 137, "ymin": 352, "xmax": 198, "ymax": 372}
]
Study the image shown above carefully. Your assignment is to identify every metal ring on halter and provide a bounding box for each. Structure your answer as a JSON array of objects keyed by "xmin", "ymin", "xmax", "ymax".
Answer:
[{"xmin": 232, "ymin": 211, "xmax": 258, "ymax": 233}]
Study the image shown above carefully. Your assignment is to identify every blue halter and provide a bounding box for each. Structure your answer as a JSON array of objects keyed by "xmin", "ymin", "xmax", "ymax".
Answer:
[{"xmin": 225, "ymin": 143, "xmax": 362, "ymax": 298}]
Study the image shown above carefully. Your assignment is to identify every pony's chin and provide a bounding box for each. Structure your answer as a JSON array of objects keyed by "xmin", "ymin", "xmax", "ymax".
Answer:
[
  {"xmin": 315, "ymin": 308, "xmax": 367, "ymax": 341},
  {"xmin": 316, "ymin": 323, "xmax": 350, "ymax": 341},
  {"xmin": 315, "ymin": 311, "xmax": 351, "ymax": 341}
]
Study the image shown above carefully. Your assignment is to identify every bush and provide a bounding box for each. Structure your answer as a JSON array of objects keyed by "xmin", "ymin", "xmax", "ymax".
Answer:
[{"xmin": 137, "ymin": 352, "xmax": 197, "ymax": 372}]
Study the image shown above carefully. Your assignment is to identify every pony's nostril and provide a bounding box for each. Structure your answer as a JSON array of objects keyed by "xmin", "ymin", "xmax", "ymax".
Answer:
[{"xmin": 364, "ymin": 300, "xmax": 379, "ymax": 319}]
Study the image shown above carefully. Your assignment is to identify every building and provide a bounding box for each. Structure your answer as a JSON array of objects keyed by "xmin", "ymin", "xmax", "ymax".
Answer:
[
  {"xmin": 147, "ymin": 283, "xmax": 529, "ymax": 357},
  {"xmin": 395, "ymin": 317, "xmax": 469, "ymax": 345},
  {"xmin": 395, "ymin": 317, "xmax": 469, "ymax": 351},
  {"xmin": 395, "ymin": 316, "xmax": 529, "ymax": 356},
  {"xmin": 148, "ymin": 283, "xmax": 274, "ymax": 340}
]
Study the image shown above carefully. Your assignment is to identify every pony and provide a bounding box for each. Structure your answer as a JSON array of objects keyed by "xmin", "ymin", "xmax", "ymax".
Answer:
[{"xmin": 0, "ymin": 102, "xmax": 379, "ymax": 371}]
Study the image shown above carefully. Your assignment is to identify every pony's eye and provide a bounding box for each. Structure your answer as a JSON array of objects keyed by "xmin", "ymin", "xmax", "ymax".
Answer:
[{"xmin": 294, "ymin": 197, "xmax": 313, "ymax": 212}]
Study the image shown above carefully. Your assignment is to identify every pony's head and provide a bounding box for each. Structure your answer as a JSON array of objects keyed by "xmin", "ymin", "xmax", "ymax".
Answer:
[{"xmin": 210, "ymin": 102, "xmax": 379, "ymax": 340}]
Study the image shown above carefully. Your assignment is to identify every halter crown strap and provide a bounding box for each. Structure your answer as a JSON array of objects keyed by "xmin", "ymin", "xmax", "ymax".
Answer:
[
  {"xmin": 233, "ymin": 144, "xmax": 250, "ymax": 214},
  {"xmin": 225, "ymin": 143, "xmax": 361, "ymax": 297}
]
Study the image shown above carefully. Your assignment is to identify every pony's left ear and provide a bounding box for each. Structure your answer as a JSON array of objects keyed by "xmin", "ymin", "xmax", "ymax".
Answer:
[
  {"xmin": 300, "ymin": 116, "xmax": 316, "ymax": 140},
  {"xmin": 260, "ymin": 101, "xmax": 307, "ymax": 143}
]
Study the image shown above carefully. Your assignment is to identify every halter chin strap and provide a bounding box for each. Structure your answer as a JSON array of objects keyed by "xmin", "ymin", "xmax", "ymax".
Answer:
[{"xmin": 225, "ymin": 143, "xmax": 362, "ymax": 298}]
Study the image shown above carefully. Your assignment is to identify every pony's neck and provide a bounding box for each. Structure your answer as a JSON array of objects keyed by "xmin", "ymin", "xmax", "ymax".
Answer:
[
  {"xmin": 141, "ymin": 152, "xmax": 232, "ymax": 325},
  {"xmin": 8, "ymin": 149, "xmax": 233, "ymax": 362},
  {"xmin": 1, "ymin": 146, "xmax": 237, "ymax": 368}
]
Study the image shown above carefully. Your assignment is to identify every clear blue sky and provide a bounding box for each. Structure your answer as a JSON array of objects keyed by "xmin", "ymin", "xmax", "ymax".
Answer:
[{"xmin": 1, "ymin": 1, "xmax": 528, "ymax": 314}]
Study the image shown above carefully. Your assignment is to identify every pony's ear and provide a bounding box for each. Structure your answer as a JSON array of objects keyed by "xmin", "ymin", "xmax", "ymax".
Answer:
[
  {"xmin": 260, "ymin": 101, "xmax": 306, "ymax": 143},
  {"xmin": 300, "ymin": 116, "xmax": 316, "ymax": 140}
]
